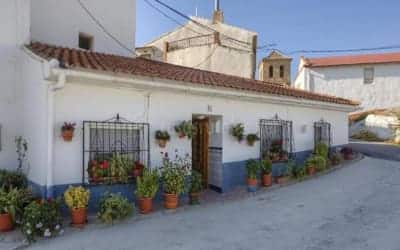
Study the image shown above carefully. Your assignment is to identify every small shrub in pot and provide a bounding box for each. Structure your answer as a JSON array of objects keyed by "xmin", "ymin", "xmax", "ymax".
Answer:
[
  {"xmin": 245, "ymin": 159, "xmax": 259, "ymax": 192},
  {"xmin": 0, "ymin": 188, "xmax": 31, "ymax": 232},
  {"xmin": 155, "ymin": 130, "xmax": 170, "ymax": 148},
  {"xmin": 189, "ymin": 171, "xmax": 203, "ymax": 205},
  {"xmin": 64, "ymin": 186, "xmax": 90, "ymax": 226},
  {"xmin": 61, "ymin": 122, "xmax": 76, "ymax": 142},
  {"xmin": 174, "ymin": 120, "xmax": 193, "ymax": 139},
  {"xmin": 260, "ymin": 159, "xmax": 272, "ymax": 187},
  {"xmin": 97, "ymin": 193, "xmax": 134, "ymax": 224},
  {"xmin": 135, "ymin": 168, "xmax": 159, "ymax": 214}
]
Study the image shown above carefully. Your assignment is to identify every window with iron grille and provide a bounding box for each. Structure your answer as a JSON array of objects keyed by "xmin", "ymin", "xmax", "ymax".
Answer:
[
  {"xmin": 82, "ymin": 115, "xmax": 150, "ymax": 185},
  {"xmin": 260, "ymin": 115, "xmax": 293, "ymax": 162},
  {"xmin": 314, "ymin": 119, "xmax": 331, "ymax": 148}
]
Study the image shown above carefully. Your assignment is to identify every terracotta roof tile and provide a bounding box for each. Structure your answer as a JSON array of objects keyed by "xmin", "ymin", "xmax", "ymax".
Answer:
[
  {"xmin": 27, "ymin": 42, "xmax": 358, "ymax": 106},
  {"xmin": 304, "ymin": 52, "xmax": 400, "ymax": 68}
]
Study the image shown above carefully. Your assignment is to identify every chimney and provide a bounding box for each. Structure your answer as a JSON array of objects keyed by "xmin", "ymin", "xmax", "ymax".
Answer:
[{"xmin": 212, "ymin": 0, "xmax": 224, "ymax": 23}]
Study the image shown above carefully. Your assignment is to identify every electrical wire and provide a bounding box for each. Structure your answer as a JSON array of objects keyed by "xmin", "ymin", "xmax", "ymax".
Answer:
[
  {"xmin": 287, "ymin": 44, "xmax": 400, "ymax": 55},
  {"xmin": 76, "ymin": 0, "xmax": 137, "ymax": 56}
]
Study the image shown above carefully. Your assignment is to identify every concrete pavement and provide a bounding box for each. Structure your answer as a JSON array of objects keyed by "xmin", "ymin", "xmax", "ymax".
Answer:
[{"xmin": 16, "ymin": 157, "xmax": 400, "ymax": 250}]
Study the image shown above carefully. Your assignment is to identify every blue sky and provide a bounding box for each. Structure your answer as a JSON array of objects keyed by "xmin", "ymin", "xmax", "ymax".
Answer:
[{"xmin": 136, "ymin": 0, "xmax": 400, "ymax": 77}]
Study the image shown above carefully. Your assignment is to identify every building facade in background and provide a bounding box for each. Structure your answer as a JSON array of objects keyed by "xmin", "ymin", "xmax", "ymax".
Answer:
[
  {"xmin": 136, "ymin": 5, "xmax": 258, "ymax": 79},
  {"xmin": 294, "ymin": 52, "xmax": 400, "ymax": 111}
]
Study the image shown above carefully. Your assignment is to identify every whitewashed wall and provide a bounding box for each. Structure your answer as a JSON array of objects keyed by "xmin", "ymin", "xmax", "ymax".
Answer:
[
  {"xmin": 0, "ymin": 0, "xmax": 30, "ymax": 170},
  {"xmin": 51, "ymin": 82, "xmax": 349, "ymax": 185},
  {"xmin": 31, "ymin": 0, "xmax": 136, "ymax": 57},
  {"xmin": 295, "ymin": 64, "xmax": 400, "ymax": 111}
]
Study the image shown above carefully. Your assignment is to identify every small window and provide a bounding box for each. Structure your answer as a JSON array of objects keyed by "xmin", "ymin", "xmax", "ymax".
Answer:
[
  {"xmin": 364, "ymin": 67, "xmax": 374, "ymax": 84},
  {"xmin": 279, "ymin": 65, "xmax": 284, "ymax": 78},
  {"xmin": 79, "ymin": 33, "xmax": 93, "ymax": 50},
  {"xmin": 269, "ymin": 66, "xmax": 274, "ymax": 78}
]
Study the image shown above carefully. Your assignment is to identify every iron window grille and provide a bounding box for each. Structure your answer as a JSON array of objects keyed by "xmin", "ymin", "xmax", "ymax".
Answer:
[
  {"xmin": 314, "ymin": 119, "xmax": 331, "ymax": 148},
  {"xmin": 82, "ymin": 114, "xmax": 150, "ymax": 185},
  {"xmin": 260, "ymin": 114, "xmax": 293, "ymax": 162}
]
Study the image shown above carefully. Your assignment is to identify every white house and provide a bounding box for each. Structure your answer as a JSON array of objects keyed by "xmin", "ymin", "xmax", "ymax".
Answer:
[
  {"xmin": 294, "ymin": 52, "xmax": 400, "ymax": 111},
  {"xmin": 1, "ymin": 0, "xmax": 358, "ymax": 205}
]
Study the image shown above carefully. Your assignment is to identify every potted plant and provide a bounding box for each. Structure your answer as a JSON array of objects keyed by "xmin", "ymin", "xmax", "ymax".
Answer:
[
  {"xmin": 260, "ymin": 159, "xmax": 272, "ymax": 187},
  {"xmin": 329, "ymin": 152, "xmax": 343, "ymax": 166},
  {"xmin": 340, "ymin": 147, "xmax": 354, "ymax": 160},
  {"xmin": 21, "ymin": 199, "xmax": 63, "ymax": 243},
  {"xmin": 61, "ymin": 122, "xmax": 76, "ymax": 142},
  {"xmin": 306, "ymin": 155, "xmax": 317, "ymax": 176},
  {"xmin": 155, "ymin": 130, "xmax": 170, "ymax": 148},
  {"xmin": 97, "ymin": 193, "xmax": 133, "ymax": 224},
  {"xmin": 269, "ymin": 139, "xmax": 283, "ymax": 162},
  {"xmin": 132, "ymin": 161, "xmax": 145, "ymax": 178},
  {"xmin": 314, "ymin": 155, "xmax": 327, "ymax": 172},
  {"xmin": 135, "ymin": 168, "xmax": 159, "ymax": 214},
  {"xmin": 246, "ymin": 133, "xmax": 259, "ymax": 146},
  {"xmin": 230, "ymin": 123, "xmax": 245, "ymax": 142},
  {"xmin": 64, "ymin": 186, "xmax": 90, "ymax": 227},
  {"xmin": 275, "ymin": 164, "xmax": 290, "ymax": 185},
  {"xmin": 245, "ymin": 159, "xmax": 259, "ymax": 192},
  {"xmin": 174, "ymin": 121, "xmax": 193, "ymax": 139},
  {"xmin": 189, "ymin": 170, "xmax": 203, "ymax": 205},
  {"xmin": 161, "ymin": 156, "xmax": 188, "ymax": 209},
  {"xmin": 315, "ymin": 142, "xmax": 329, "ymax": 159},
  {"xmin": 0, "ymin": 189, "xmax": 16, "ymax": 232}
]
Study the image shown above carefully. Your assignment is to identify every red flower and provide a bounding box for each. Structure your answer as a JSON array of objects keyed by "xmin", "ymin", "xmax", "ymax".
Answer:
[{"xmin": 101, "ymin": 160, "xmax": 109, "ymax": 169}]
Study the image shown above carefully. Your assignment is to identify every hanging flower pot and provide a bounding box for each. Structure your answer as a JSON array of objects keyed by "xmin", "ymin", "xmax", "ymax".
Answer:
[
  {"xmin": 230, "ymin": 123, "xmax": 245, "ymax": 142},
  {"xmin": 61, "ymin": 122, "xmax": 76, "ymax": 142},
  {"xmin": 174, "ymin": 121, "xmax": 193, "ymax": 139},
  {"xmin": 0, "ymin": 213, "xmax": 13, "ymax": 232},
  {"xmin": 155, "ymin": 130, "xmax": 170, "ymax": 148},
  {"xmin": 246, "ymin": 133, "xmax": 260, "ymax": 147}
]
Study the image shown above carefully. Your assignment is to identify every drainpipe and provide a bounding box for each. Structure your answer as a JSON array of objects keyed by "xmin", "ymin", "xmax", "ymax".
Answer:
[{"xmin": 45, "ymin": 70, "xmax": 65, "ymax": 198}]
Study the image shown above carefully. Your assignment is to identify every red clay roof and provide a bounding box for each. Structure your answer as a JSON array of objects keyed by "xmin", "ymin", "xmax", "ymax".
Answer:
[
  {"xmin": 304, "ymin": 52, "xmax": 400, "ymax": 68},
  {"xmin": 27, "ymin": 42, "xmax": 358, "ymax": 106}
]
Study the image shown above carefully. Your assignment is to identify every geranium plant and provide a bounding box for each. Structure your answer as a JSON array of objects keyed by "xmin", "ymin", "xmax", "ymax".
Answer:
[{"xmin": 61, "ymin": 122, "xmax": 76, "ymax": 142}]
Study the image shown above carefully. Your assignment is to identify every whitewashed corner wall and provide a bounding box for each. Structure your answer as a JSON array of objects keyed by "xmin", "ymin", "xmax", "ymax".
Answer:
[
  {"xmin": 51, "ymin": 82, "xmax": 350, "ymax": 186},
  {"xmin": 0, "ymin": 0, "xmax": 30, "ymax": 170}
]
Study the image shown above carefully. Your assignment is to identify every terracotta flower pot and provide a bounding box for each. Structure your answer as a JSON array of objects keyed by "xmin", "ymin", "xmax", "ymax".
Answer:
[
  {"xmin": 344, "ymin": 154, "xmax": 353, "ymax": 160},
  {"xmin": 138, "ymin": 197, "xmax": 153, "ymax": 214},
  {"xmin": 133, "ymin": 168, "xmax": 141, "ymax": 178},
  {"xmin": 262, "ymin": 173, "xmax": 272, "ymax": 187},
  {"xmin": 189, "ymin": 193, "xmax": 200, "ymax": 205},
  {"xmin": 0, "ymin": 213, "xmax": 13, "ymax": 232},
  {"xmin": 247, "ymin": 140, "xmax": 256, "ymax": 146},
  {"xmin": 275, "ymin": 176, "xmax": 289, "ymax": 185},
  {"xmin": 307, "ymin": 166, "xmax": 316, "ymax": 176},
  {"xmin": 164, "ymin": 193, "xmax": 178, "ymax": 209},
  {"xmin": 62, "ymin": 129, "xmax": 74, "ymax": 142},
  {"xmin": 157, "ymin": 139, "xmax": 167, "ymax": 148},
  {"xmin": 70, "ymin": 208, "xmax": 87, "ymax": 226},
  {"xmin": 247, "ymin": 178, "xmax": 257, "ymax": 192}
]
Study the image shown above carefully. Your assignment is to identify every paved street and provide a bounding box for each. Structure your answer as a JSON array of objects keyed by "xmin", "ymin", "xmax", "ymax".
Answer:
[
  {"xmin": 349, "ymin": 141, "xmax": 400, "ymax": 161},
  {"xmin": 17, "ymin": 157, "xmax": 400, "ymax": 250}
]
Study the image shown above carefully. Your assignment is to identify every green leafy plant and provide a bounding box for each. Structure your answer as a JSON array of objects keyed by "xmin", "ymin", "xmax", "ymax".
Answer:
[
  {"xmin": 155, "ymin": 130, "xmax": 171, "ymax": 141},
  {"xmin": 174, "ymin": 121, "xmax": 193, "ymax": 139},
  {"xmin": 245, "ymin": 159, "xmax": 259, "ymax": 179},
  {"xmin": 21, "ymin": 199, "xmax": 63, "ymax": 243},
  {"xmin": 246, "ymin": 133, "xmax": 260, "ymax": 146},
  {"xmin": 306, "ymin": 155, "xmax": 327, "ymax": 172},
  {"xmin": 289, "ymin": 164, "xmax": 306, "ymax": 179},
  {"xmin": 97, "ymin": 193, "xmax": 134, "ymax": 224},
  {"xmin": 260, "ymin": 159, "xmax": 272, "ymax": 175},
  {"xmin": 108, "ymin": 153, "xmax": 132, "ymax": 184},
  {"xmin": 314, "ymin": 142, "xmax": 329, "ymax": 159},
  {"xmin": 160, "ymin": 153, "xmax": 189, "ymax": 195},
  {"xmin": 0, "ymin": 169, "xmax": 28, "ymax": 191},
  {"xmin": 189, "ymin": 170, "xmax": 203, "ymax": 194},
  {"xmin": 329, "ymin": 152, "xmax": 343, "ymax": 166},
  {"xmin": 0, "ymin": 188, "xmax": 31, "ymax": 222},
  {"xmin": 135, "ymin": 168, "xmax": 159, "ymax": 199},
  {"xmin": 230, "ymin": 123, "xmax": 245, "ymax": 142}
]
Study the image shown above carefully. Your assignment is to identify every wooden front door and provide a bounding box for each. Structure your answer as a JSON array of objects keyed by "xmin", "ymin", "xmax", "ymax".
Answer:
[{"xmin": 192, "ymin": 118, "xmax": 209, "ymax": 187}]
